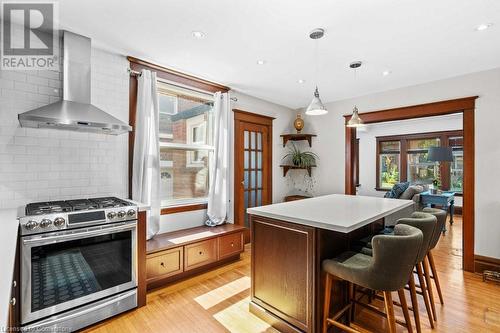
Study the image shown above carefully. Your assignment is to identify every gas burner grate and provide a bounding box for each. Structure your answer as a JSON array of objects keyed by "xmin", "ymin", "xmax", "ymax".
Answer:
[
  {"xmin": 66, "ymin": 199, "xmax": 99, "ymax": 211},
  {"xmin": 89, "ymin": 197, "xmax": 132, "ymax": 208},
  {"xmin": 25, "ymin": 197, "xmax": 134, "ymax": 215},
  {"xmin": 26, "ymin": 201, "xmax": 73, "ymax": 215}
]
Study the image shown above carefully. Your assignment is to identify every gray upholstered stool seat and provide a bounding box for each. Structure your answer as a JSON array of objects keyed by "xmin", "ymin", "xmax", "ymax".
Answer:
[
  {"xmin": 322, "ymin": 224, "xmax": 423, "ymax": 333},
  {"xmin": 421, "ymin": 207, "xmax": 447, "ymax": 305},
  {"xmin": 396, "ymin": 212, "xmax": 438, "ymax": 332},
  {"xmin": 423, "ymin": 207, "xmax": 447, "ymax": 249}
]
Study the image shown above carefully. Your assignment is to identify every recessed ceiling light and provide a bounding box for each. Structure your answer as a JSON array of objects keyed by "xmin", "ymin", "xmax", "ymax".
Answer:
[
  {"xmin": 476, "ymin": 23, "xmax": 493, "ymax": 31},
  {"xmin": 256, "ymin": 60, "xmax": 266, "ymax": 65},
  {"xmin": 192, "ymin": 31, "xmax": 206, "ymax": 39},
  {"xmin": 382, "ymin": 70, "xmax": 392, "ymax": 76},
  {"xmin": 297, "ymin": 79, "xmax": 305, "ymax": 84}
]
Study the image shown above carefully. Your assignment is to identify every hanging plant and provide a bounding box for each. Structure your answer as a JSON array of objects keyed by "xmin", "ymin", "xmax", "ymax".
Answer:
[{"xmin": 282, "ymin": 143, "xmax": 318, "ymax": 168}]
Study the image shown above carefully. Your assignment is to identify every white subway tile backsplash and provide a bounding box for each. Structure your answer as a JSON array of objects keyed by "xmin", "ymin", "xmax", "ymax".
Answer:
[
  {"xmin": 37, "ymin": 70, "xmax": 59, "ymax": 80},
  {"xmin": 14, "ymin": 81, "xmax": 38, "ymax": 93},
  {"xmin": 38, "ymin": 85, "xmax": 60, "ymax": 97},
  {"xmin": 0, "ymin": 71, "xmax": 27, "ymax": 82},
  {"xmin": 0, "ymin": 48, "xmax": 129, "ymax": 209},
  {"xmin": 26, "ymin": 75, "xmax": 49, "ymax": 86}
]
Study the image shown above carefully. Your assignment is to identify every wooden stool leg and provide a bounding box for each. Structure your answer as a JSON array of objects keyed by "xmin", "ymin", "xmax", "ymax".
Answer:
[
  {"xmin": 383, "ymin": 291, "xmax": 397, "ymax": 333},
  {"xmin": 323, "ymin": 273, "xmax": 333, "ymax": 333},
  {"xmin": 398, "ymin": 289, "xmax": 413, "ymax": 333},
  {"xmin": 428, "ymin": 251, "xmax": 444, "ymax": 305},
  {"xmin": 349, "ymin": 282, "xmax": 355, "ymax": 322},
  {"xmin": 423, "ymin": 255, "xmax": 437, "ymax": 321},
  {"xmin": 416, "ymin": 263, "xmax": 435, "ymax": 328},
  {"xmin": 409, "ymin": 274, "xmax": 422, "ymax": 333}
]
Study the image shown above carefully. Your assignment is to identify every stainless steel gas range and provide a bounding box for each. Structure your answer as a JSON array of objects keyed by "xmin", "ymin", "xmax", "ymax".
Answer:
[{"xmin": 18, "ymin": 197, "xmax": 138, "ymax": 332}]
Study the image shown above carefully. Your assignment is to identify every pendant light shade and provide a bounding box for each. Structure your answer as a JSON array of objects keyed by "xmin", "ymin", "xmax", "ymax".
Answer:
[
  {"xmin": 346, "ymin": 61, "xmax": 365, "ymax": 127},
  {"xmin": 305, "ymin": 87, "xmax": 328, "ymax": 116},
  {"xmin": 347, "ymin": 106, "xmax": 365, "ymax": 127},
  {"xmin": 305, "ymin": 28, "xmax": 328, "ymax": 116}
]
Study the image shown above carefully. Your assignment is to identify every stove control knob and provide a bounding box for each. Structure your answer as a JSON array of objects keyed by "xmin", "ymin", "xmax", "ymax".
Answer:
[
  {"xmin": 53, "ymin": 217, "xmax": 65, "ymax": 227},
  {"xmin": 25, "ymin": 220, "xmax": 39, "ymax": 230},
  {"xmin": 117, "ymin": 211, "xmax": 126, "ymax": 218},
  {"xmin": 40, "ymin": 219, "xmax": 52, "ymax": 228},
  {"xmin": 127, "ymin": 209, "xmax": 136, "ymax": 217},
  {"xmin": 107, "ymin": 211, "xmax": 117, "ymax": 219}
]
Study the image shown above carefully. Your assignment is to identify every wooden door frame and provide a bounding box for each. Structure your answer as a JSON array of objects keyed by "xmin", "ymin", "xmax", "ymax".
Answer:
[
  {"xmin": 344, "ymin": 96, "xmax": 477, "ymax": 272},
  {"xmin": 233, "ymin": 109, "xmax": 274, "ymax": 241}
]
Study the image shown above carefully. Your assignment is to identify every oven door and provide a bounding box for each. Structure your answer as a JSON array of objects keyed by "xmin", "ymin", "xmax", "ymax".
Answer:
[{"xmin": 21, "ymin": 220, "xmax": 137, "ymax": 325}]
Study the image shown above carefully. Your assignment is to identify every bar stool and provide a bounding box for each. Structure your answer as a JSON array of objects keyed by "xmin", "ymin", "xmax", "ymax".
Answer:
[
  {"xmin": 422, "ymin": 207, "xmax": 447, "ymax": 305},
  {"xmin": 322, "ymin": 224, "xmax": 423, "ymax": 333},
  {"xmin": 396, "ymin": 212, "xmax": 437, "ymax": 332}
]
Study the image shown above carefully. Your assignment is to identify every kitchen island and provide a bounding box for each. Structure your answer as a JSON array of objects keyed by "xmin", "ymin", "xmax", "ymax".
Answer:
[{"xmin": 247, "ymin": 194, "xmax": 414, "ymax": 333}]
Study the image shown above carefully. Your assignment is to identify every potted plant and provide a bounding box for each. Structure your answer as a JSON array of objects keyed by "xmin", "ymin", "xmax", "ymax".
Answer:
[{"xmin": 282, "ymin": 143, "xmax": 318, "ymax": 168}]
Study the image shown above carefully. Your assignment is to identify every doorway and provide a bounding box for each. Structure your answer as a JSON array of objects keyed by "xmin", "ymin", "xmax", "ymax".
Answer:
[
  {"xmin": 233, "ymin": 110, "xmax": 274, "ymax": 243},
  {"xmin": 344, "ymin": 97, "xmax": 477, "ymax": 272}
]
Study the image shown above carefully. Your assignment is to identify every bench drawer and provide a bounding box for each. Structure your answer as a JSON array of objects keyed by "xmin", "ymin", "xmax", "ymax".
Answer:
[
  {"xmin": 219, "ymin": 232, "xmax": 244, "ymax": 259},
  {"xmin": 147, "ymin": 247, "xmax": 184, "ymax": 280},
  {"xmin": 184, "ymin": 239, "xmax": 217, "ymax": 271}
]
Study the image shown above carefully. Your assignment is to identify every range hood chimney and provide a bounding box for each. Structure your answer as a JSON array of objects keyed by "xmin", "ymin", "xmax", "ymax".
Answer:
[{"xmin": 18, "ymin": 31, "xmax": 132, "ymax": 135}]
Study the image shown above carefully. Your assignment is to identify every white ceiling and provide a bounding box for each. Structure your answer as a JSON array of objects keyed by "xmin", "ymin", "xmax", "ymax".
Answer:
[{"xmin": 60, "ymin": 0, "xmax": 500, "ymax": 108}]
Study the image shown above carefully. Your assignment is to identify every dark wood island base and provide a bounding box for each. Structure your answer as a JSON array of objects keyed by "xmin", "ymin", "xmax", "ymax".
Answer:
[{"xmin": 249, "ymin": 214, "xmax": 382, "ymax": 333}]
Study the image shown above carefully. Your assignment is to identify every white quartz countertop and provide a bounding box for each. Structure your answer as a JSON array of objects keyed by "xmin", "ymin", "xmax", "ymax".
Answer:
[
  {"xmin": 247, "ymin": 194, "xmax": 414, "ymax": 233},
  {"xmin": 0, "ymin": 209, "xmax": 19, "ymax": 329},
  {"xmin": 126, "ymin": 199, "xmax": 150, "ymax": 212}
]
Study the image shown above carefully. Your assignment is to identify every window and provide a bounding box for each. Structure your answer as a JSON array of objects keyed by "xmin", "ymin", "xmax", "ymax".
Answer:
[
  {"xmin": 157, "ymin": 81, "xmax": 214, "ymax": 206},
  {"xmin": 449, "ymin": 136, "xmax": 463, "ymax": 192},
  {"xmin": 376, "ymin": 131, "xmax": 463, "ymax": 193},
  {"xmin": 406, "ymin": 138, "xmax": 440, "ymax": 185},
  {"xmin": 379, "ymin": 141, "xmax": 401, "ymax": 189}
]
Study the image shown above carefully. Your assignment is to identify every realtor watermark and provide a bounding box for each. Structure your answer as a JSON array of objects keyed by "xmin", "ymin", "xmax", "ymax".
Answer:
[{"xmin": 1, "ymin": 1, "xmax": 59, "ymax": 70}]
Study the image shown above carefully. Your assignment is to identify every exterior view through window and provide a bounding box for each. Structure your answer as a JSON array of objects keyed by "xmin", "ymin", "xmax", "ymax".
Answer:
[
  {"xmin": 377, "ymin": 130, "xmax": 463, "ymax": 193},
  {"xmin": 157, "ymin": 81, "xmax": 214, "ymax": 206}
]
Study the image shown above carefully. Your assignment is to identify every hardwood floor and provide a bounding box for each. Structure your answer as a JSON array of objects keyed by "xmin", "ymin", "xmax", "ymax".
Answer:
[{"xmin": 84, "ymin": 216, "xmax": 500, "ymax": 333}]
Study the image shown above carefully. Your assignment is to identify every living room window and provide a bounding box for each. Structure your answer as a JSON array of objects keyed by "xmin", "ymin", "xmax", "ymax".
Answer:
[
  {"xmin": 378, "ymin": 141, "xmax": 401, "ymax": 189},
  {"xmin": 157, "ymin": 81, "xmax": 214, "ymax": 207},
  {"xmin": 376, "ymin": 130, "xmax": 463, "ymax": 193}
]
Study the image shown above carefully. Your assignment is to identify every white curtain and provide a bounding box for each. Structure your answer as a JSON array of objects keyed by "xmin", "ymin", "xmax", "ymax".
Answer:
[
  {"xmin": 132, "ymin": 69, "xmax": 160, "ymax": 239},
  {"xmin": 206, "ymin": 92, "xmax": 230, "ymax": 226}
]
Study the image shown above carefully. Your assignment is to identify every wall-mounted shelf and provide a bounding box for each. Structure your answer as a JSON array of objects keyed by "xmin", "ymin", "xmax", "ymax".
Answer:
[
  {"xmin": 280, "ymin": 165, "xmax": 316, "ymax": 177},
  {"xmin": 280, "ymin": 134, "xmax": 317, "ymax": 147}
]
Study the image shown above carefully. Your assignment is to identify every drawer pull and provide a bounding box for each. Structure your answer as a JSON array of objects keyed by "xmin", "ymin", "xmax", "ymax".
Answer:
[
  {"xmin": 199, "ymin": 251, "xmax": 203, "ymax": 255},
  {"xmin": 160, "ymin": 262, "xmax": 165, "ymax": 267},
  {"xmin": 231, "ymin": 242, "xmax": 234, "ymax": 247}
]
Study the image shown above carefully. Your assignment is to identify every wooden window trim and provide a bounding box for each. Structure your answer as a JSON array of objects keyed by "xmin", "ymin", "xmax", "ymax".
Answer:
[
  {"xmin": 128, "ymin": 57, "xmax": 229, "ymax": 211},
  {"xmin": 161, "ymin": 203, "xmax": 208, "ymax": 215},
  {"xmin": 375, "ymin": 130, "xmax": 463, "ymax": 191}
]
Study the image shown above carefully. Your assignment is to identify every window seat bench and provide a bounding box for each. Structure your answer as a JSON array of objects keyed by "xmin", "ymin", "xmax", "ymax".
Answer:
[{"xmin": 146, "ymin": 224, "xmax": 245, "ymax": 289}]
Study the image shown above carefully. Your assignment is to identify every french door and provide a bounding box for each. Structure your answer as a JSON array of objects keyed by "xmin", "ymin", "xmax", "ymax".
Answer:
[{"xmin": 234, "ymin": 110, "xmax": 273, "ymax": 243}]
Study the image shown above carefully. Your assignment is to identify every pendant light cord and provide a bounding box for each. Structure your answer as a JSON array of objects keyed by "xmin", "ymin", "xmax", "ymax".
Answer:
[{"xmin": 314, "ymin": 37, "xmax": 319, "ymax": 91}]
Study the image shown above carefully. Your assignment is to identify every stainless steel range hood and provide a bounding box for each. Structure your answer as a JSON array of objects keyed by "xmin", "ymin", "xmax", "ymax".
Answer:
[{"xmin": 18, "ymin": 31, "xmax": 132, "ymax": 135}]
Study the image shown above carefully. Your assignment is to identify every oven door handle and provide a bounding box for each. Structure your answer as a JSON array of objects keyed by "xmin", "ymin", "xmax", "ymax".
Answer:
[{"xmin": 22, "ymin": 223, "xmax": 136, "ymax": 245}]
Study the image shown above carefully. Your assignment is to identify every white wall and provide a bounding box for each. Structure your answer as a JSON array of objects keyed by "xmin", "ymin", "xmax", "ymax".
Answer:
[
  {"xmin": 158, "ymin": 90, "xmax": 295, "ymax": 234},
  {"xmin": 357, "ymin": 114, "xmax": 463, "ymax": 207},
  {"xmin": 0, "ymin": 48, "xmax": 129, "ymax": 209},
  {"xmin": 303, "ymin": 67, "xmax": 500, "ymax": 259}
]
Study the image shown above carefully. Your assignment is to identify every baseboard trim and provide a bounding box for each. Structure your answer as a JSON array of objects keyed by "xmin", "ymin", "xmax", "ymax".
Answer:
[{"xmin": 474, "ymin": 254, "xmax": 500, "ymax": 273}]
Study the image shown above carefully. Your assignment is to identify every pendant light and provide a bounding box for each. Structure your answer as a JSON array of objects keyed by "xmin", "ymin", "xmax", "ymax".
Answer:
[
  {"xmin": 305, "ymin": 28, "xmax": 328, "ymax": 116},
  {"xmin": 347, "ymin": 61, "xmax": 365, "ymax": 127}
]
